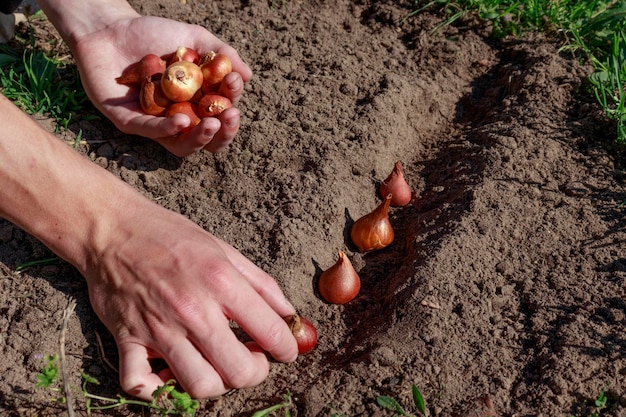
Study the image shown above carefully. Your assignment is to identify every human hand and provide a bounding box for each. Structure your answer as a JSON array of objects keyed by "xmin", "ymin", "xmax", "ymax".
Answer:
[
  {"xmin": 71, "ymin": 14, "xmax": 253, "ymax": 156},
  {"xmin": 1, "ymin": 90, "xmax": 295, "ymax": 401},
  {"xmin": 83, "ymin": 200, "xmax": 298, "ymax": 400}
]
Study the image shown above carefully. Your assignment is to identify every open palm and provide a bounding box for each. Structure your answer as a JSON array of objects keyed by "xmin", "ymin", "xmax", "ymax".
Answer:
[{"xmin": 72, "ymin": 15, "xmax": 252, "ymax": 156}]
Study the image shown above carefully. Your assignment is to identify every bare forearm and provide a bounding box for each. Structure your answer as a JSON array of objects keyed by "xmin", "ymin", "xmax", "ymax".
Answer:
[
  {"xmin": 0, "ymin": 95, "xmax": 138, "ymax": 271},
  {"xmin": 36, "ymin": 0, "xmax": 139, "ymax": 51}
]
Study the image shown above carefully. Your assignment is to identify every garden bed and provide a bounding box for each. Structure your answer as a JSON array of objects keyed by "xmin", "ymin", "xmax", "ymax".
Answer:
[{"xmin": 1, "ymin": 1, "xmax": 626, "ymax": 415}]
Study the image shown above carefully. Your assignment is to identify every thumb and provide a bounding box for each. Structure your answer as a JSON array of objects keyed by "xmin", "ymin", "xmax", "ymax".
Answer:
[{"xmin": 118, "ymin": 342, "xmax": 168, "ymax": 401}]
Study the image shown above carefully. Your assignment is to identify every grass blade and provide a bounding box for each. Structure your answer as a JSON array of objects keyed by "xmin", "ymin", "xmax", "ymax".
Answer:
[
  {"xmin": 412, "ymin": 385, "xmax": 427, "ymax": 416},
  {"xmin": 376, "ymin": 395, "xmax": 407, "ymax": 415}
]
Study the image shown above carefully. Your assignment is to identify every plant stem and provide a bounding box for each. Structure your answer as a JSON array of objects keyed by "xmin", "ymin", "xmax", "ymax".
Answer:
[{"xmin": 59, "ymin": 299, "xmax": 76, "ymax": 417}]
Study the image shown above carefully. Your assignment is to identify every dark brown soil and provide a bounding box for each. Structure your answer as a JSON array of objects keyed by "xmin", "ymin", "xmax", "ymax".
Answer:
[{"xmin": 2, "ymin": 1, "xmax": 626, "ymax": 416}]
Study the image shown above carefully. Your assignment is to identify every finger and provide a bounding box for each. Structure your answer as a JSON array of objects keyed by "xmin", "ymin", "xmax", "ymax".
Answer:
[
  {"xmin": 161, "ymin": 338, "xmax": 229, "ymax": 398},
  {"xmin": 209, "ymin": 269, "xmax": 297, "ymax": 363},
  {"xmin": 118, "ymin": 341, "xmax": 170, "ymax": 401},
  {"xmin": 218, "ymin": 72, "xmax": 245, "ymax": 105},
  {"xmin": 155, "ymin": 117, "xmax": 222, "ymax": 157},
  {"xmin": 213, "ymin": 44, "xmax": 252, "ymax": 82},
  {"xmin": 215, "ymin": 238, "xmax": 296, "ymax": 319},
  {"xmin": 117, "ymin": 112, "xmax": 193, "ymax": 141},
  {"xmin": 187, "ymin": 310, "xmax": 271, "ymax": 391},
  {"xmin": 157, "ymin": 367, "xmax": 175, "ymax": 383},
  {"xmin": 203, "ymin": 108, "xmax": 240, "ymax": 153}
]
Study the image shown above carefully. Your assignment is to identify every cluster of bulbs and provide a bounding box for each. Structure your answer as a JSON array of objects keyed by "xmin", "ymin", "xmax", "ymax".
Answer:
[
  {"xmin": 290, "ymin": 161, "xmax": 413, "ymax": 354},
  {"xmin": 118, "ymin": 55, "xmax": 413, "ymax": 356},
  {"xmin": 116, "ymin": 46, "xmax": 234, "ymax": 132}
]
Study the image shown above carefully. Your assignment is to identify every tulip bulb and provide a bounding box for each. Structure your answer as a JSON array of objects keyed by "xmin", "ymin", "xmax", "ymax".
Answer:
[
  {"xmin": 287, "ymin": 314, "xmax": 318, "ymax": 354},
  {"xmin": 197, "ymin": 94, "xmax": 232, "ymax": 117},
  {"xmin": 380, "ymin": 161, "xmax": 412, "ymax": 207},
  {"xmin": 165, "ymin": 101, "xmax": 201, "ymax": 132},
  {"xmin": 116, "ymin": 54, "xmax": 166, "ymax": 86},
  {"xmin": 169, "ymin": 46, "xmax": 200, "ymax": 65},
  {"xmin": 139, "ymin": 77, "xmax": 171, "ymax": 116},
  {"xmin": 318, "ymin": 250, "xmax": 361, "ymax": 304},
  {"xmin": 351, "ymin": 194, "xmax": 394, "ymax": 252},
  {"xmin": 161, "ymin": 61, "xmax": 203, "ymax": 102},
  {"xmin": 200, "ymin": 51, "xmax": 233, "ymax": 93}
]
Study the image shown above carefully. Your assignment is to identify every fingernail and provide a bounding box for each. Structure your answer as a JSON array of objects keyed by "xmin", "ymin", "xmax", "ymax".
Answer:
[{"xmin": 284, "ymin": 299, "xmax": 296, "ymax": 313}]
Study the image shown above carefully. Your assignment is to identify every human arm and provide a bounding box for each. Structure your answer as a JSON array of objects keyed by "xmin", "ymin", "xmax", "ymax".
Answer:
[
  {"xmin": 36, "ymin": 0, "xmax": 253, "ymax": 156},
  {"xmin": 0, "ymin": 94, "xmax": 298, "ymax": 399}
]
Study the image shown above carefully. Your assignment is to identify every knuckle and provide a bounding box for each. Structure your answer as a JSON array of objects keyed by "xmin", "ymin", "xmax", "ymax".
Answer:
[
  {"xmin": 206, "ymin": 264, "xmax": 237, "ymax": 295},
  {"xmin": 184, "ymin": 378, "xmax": 226, "ymax": 399},
  {"xmin": 262, "ymin": 318, "xmax": 290, "ymax": 353},
  {"xmin": 120, "ymin": 375, "xmax": 148, "ymax": 399},
  {"xmin": 169, "ymin": 293, "xmax": 203, "ymax": 324},
  {"xmin": 253, "ymin": 274, "xmax": 275, "ymax": 297},
  {"xmin": 224, "ymin": 360, "xmax": 268, "ymax": 389}
]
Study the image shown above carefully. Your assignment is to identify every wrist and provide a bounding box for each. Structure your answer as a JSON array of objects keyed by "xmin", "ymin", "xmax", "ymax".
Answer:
[
  {"xmin": 0, "ymin": 95, "xmax": 142, "ymax": 274},
  {"xmin": 36, "ymin": 0, "xmax": 139, "ymax": 51}
]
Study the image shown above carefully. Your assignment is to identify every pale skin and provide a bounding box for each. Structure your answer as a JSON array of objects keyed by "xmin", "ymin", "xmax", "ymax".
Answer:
[{"xmin": 0, "ymin": 0, "xmax": 298, "ymax": 401}]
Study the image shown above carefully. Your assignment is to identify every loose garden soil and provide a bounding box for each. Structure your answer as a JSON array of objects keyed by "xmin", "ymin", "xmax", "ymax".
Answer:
[{"xmin": 2, "ymin": 1, "xmax": 626, "ymax": 416}]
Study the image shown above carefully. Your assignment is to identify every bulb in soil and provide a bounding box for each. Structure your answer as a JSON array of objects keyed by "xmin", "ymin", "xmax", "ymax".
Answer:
[
  {"xmin": 350, "ymin": 194, "xmax": 394, "ymax": 252},
  {"xmin": 379, "ymin": 160, "xmax": 412, "ymax": 207},
  {"xmin": 317, "ymin": 250, "xmax": 361, "ymax": 304},
  {"xmin": 287, "ymin": 314, "xmax": 318, "ymax": 354}
]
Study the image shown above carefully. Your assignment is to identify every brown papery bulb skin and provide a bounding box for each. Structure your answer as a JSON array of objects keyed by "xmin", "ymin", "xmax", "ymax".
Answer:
[
  {"xmin": 350, "ymin": 194, "xmax": 394, "ymax": 252},
  {"xmin": 169, "ymin": 46, "xmax": 200, "ymax": 65},
  {"xmin": 116, "ymin": 54, "xmax": 166, "ymax": 86},
  {"xmin": 200, "ymin": 51, "xmax": 233, "ymax": 93},
  {"xmin": 161, "ymin": 61, "xmax": 203, "ymax": 102},
  {"xmin": 165, "ymin": 101, "xmax": 201, "ymax": 132},
  {"xmin": 379, "ymin": 161, "xmax": 412, "ymax": 207},
  {"xmin": 139, "ymin": 77, "xmax": 171, "ymax": 116},
  {"xmin": 287, "ymin": 314, "xmax": 318, "ymax": 354},
  {"xmin": 318, "ymin": 250, "xmax": 361, "ymax": 304},
  {"xmin": 197, "ymin": 94, "xmax": 232, "ymax": 117}
]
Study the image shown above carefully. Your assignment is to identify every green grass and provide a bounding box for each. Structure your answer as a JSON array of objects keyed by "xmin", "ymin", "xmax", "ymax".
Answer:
[
  {"xmin": 588, "ymin": 30, "xmax": 626, "ymax": 140},
  {"xmin": 15, "ymin": 256, "xmax": 61, "ymax": 272},
  {"xmin": 0, "ymin": 12, "xmax": 89, "ymax": 130},
  {"xmin": 251, "ymin": 391, "xmax": 294, "ymax": 417},
  {"xmin": 403, "ymin": 0, "xmax": 626, "ymax": 142},
  {"xmin": 568, "ymin": 385, "xmax": 612, "ymax": 416},
  {"xmin": 8, "ymin": 2, "xmax": 625, "ymax": 415},
  {"xmin": 376, "ymin": 384, "xmax": 429, "ymax": 417},
  {"xmin": 249, "ymin": 384, "xmax": 429, "ymax": 417}
]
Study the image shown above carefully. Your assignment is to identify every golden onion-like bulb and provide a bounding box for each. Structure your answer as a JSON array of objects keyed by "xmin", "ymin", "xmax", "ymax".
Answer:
[
  {"xmin": 317, "ymin": 250, "xmax": 361, "ymax": 304},
  {"xmin": 350, "ymin": 194, "xmax": 394, "ymax": 252}
]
